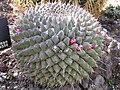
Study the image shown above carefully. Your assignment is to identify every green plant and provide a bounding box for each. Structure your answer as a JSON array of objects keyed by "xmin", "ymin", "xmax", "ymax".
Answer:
[
  {"xmin": 107, "ymin": 79, "xmax": 114, "ymax": 86},
  {"xmin": 12, "ymin": 2, "xmax": 103, "ymax": 87}
]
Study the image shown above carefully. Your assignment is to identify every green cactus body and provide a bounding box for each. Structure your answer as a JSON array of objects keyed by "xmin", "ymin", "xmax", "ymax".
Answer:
[{"xmin": 12, "ymin": 2, "xmax": 103, "ymax": 87}]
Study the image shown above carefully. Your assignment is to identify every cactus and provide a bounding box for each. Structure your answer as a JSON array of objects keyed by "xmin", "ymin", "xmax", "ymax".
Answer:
[
  {"xmin": 12, "ymin": 2, "xmax": 104, "ymax": 87},
  {"xmin": 11, "ymin": 0, "xmax": 108, "ymax": 17}
]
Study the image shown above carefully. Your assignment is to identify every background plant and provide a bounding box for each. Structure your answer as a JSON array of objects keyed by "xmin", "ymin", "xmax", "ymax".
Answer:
[
  {"xmin": 99, "ymin": 5, "xmax": 120, "ymax": 37},
  {"xmin": 103, "ymin": 5, "xmax": 120, "ymax": 19},
  {"xmin": 11, "ymin": 0, "xmax": 108, "ymax": 17}
]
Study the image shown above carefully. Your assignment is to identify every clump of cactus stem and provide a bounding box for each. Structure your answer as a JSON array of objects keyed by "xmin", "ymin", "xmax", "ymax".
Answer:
[{"xmin": 12, "ymin": 2, "xmax": 104, "ymax": 87}]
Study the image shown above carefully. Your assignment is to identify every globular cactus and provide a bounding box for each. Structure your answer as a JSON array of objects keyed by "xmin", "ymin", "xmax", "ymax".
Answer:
[{"xmin": 12, "ymin": 2, "xmax": 104, "ymax": 87}]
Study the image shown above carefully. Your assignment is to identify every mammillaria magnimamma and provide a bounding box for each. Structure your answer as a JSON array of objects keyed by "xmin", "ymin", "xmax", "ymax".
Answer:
[{"xmin": 12, "ymin": 2, "xmax": 104, "ymax": 87}]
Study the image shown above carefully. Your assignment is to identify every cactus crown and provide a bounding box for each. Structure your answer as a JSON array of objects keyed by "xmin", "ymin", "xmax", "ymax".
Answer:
[{"xmin": 12, "ymin": 2, "xmax": 103, "ymax": 87}]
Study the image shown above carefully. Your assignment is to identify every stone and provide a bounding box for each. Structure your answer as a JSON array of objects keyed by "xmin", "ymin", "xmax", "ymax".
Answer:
[
  {"xmin": 82, "ymin": 78, "xmax": 89, "ymax": 89},
  {"xmin": 94, "ymin": 75, "xmax": 105, "ymax": 90},
  {"xmin": 0, "ymin": 48, "xmax": 12, "ymax": 55},
  {"xmin": 0, "ymin": 77, "xmax": 3, "ymax": 82},
  {"xmin": 0, "ymin": 62, "xmax": 8, "ymax": 72}
]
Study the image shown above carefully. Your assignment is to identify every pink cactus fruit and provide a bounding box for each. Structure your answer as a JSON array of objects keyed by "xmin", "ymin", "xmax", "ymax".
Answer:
[
  {"xmin": 77, "ymin": 44, "xmax": 83, "ymax": 51},
  {"xmin": 88, "ymin": 44, "xmax": 92, "ymax": 50},
  {"xmin": 16, "ymin": 29, "xmax": 22, "ymax": 33},
  {"xmin": 70, "ymin": 39, "xmax": 77, "ymax": 45},
  {"xmin": 92, "ymin": 45, "xmax": 98, "ymax": 49}
]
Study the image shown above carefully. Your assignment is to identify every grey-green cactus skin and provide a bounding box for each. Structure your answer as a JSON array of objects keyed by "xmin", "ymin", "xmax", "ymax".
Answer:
[{"xmin": 12, "ymin": 3, "xmax": 103, "ymax": 87}]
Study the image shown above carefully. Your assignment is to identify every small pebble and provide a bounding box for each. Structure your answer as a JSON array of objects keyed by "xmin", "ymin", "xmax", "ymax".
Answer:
[
  {"xmin": 1, "ymin": 85, "xmax": 5, "ymax": 88},
  {"xmin": 0, "ymin": 77, "xmax": 3, "ymax": 82},
  {"xmin": 13, "ymin": 72, "xmax": 18, "ymax": 77},
  {"xmin": 14, "ymin": 86, "xmax": 18, "ymax": 89},
  {"xmin": 0, "ymin": 63, "xmax": 8, "ymax": 72}
]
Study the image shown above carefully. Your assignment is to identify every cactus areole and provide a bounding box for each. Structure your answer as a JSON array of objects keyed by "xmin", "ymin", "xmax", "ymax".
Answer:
[{"xmin": 12, "ymin": 3, "xmax": 104, "ymax": 87}]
